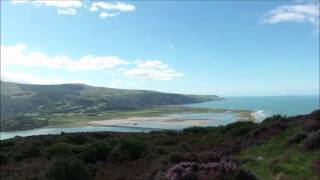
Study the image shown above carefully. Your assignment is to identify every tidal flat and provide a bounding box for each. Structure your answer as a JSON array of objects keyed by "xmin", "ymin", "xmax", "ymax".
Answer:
[{"xmin": 48, "ymin": 106, "xmax": 255, "ymax": 128}]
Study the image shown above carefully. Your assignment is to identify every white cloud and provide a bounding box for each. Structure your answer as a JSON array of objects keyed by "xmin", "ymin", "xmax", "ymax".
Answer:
[
  {"xmin": 90, "ymin": 1, "xmax": 135, "ymax": 12},
  {"xmin": 100, "ymin": 12, "xmax": 119, "ymax": 18},
  {"xmin": 1, "ymin": 72, "xmax": 88, "ymax": 85},
  {"xmin": 1, "ymin": 43, "xmax": 129, "ymax": 71},
  {"xmin": 1, "ymin": 44, "xmax": 182, "ymax": 82},
  {"xmin": 11, "ymin": 0, "xmax": 136, "ymax": 18},
  {"xmin": 90, "ymin": 1, "xmax": 135, "ymax": 18},
  {"xmin": 89, "ymin": 6, "xmax": 99, "ymax": 12},
  {"xmin": 261, "ymin": 3, "xmax": 320, "ymax": 29},
  {"xmin": 109, "ymin": 80, "xmax": 122, "ymax": 88},
  {"xmin": 137, "ymin": 60, "xmax": 168, "ymax": 69},
  {"xmin": 11, "ymin": 0, "xmax": 30, "ymax": 4},
  {"xmin": 57, "ymin": 8, "xmax": 77, "ymax": 15},
  {"xmin": 32, "ymin": 0, "xmax": 82, "ymax": 9},
  {"xmin": 11, "ymin": 0, "xmax": 82, "ymax": 15},
  {"xmin": 124, "ymin": 60, "xmax": 182, "ymax": 80}
]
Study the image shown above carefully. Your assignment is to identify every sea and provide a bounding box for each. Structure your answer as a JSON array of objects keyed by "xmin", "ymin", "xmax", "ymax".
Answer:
[{"xmin": 185, "ymin": 95, "xmax": 319, "ymax": 117}]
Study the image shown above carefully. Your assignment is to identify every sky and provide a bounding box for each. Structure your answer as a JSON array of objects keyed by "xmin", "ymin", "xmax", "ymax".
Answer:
[{"xmin": 1, "ymin": 0, "xmax": 319, "ymax": 96}]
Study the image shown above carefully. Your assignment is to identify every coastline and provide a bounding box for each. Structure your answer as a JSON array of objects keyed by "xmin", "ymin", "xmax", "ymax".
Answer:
[{"xmin": 0, "ymin": 107, "xmax": 255, "ymax": 140}]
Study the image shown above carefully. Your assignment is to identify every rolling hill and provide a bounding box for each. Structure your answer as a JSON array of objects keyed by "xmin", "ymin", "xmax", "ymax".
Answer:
[{"xmin": 0, "ymin": 81, "xmax": 220, "ymax": 117}]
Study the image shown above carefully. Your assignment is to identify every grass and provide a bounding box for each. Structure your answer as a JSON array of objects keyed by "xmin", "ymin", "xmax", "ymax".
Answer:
[{"xmin": 237, "ymin": 128, "xmax": 320, "ymax": 180}]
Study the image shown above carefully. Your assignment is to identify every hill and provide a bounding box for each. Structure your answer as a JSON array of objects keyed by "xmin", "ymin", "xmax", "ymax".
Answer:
[
  {"xmin": 0, "ymin": 81, "xmax": 220, "ymax": 116},
  {"xmin": 0, "ymin": 110, "xmax": 319, "ymax": 180},
  {"xmin": 0, "ymin": 81, "xmax": 221, "ymax": 131}
]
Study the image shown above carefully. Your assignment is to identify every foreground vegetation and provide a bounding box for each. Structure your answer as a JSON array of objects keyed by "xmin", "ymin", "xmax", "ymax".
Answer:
[{"xmin": 0, "ymin": 110, "xmax": 319, "ymax": 180}]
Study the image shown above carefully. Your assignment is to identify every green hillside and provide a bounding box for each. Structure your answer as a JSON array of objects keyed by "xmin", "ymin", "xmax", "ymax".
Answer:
[{"xmin": 0, "ymin": 80, "xmax": 220, "ymax": 117}]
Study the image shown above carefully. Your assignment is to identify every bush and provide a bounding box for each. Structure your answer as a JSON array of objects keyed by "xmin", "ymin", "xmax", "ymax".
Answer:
[
  {"xmin": 45, "ymin": 143, "xmax": 78, "ymax": 158},
  {"xmin": 287, "ymin": 131, "xmax": 307, "ymax": 145},
  {"xmin": 165, "ymin": 160, "xmax": 257, "ymax": 180},
  {"xmin": 58, "ymin": 134, "xmax": 87, "ymax": 145},
  {"xmin": 303, "ymin": 130, "xmax": 320, "ymax": 150},
  {"xmin": 222, "ymin": 121, "xmax": 256, "ymax": 136},
  {"xmin": 14, "ymin": 141, "xmax": 41, "ymax": 161},
  {"xmin": 183, "ymin": 126, "xmax": 209, "ymax": 134},
  {"xmin": 303, "ymin": 119, "xmax": 320, "ymax": 132},
  {"xmin": 198, "ymin": 151, "xmax": 220, "ymax": 163},
  {"xmin": 80, "ymin": 141, "xmax": 111, "ymax": 163},
  {"xmin": 0, "ymin": 153, "xmax": 8, "ymax": 165},
  {"xmin": 108, "ymin": 139, "xmax": 146, "ymax": 163},
  {"xmin": 169, "ymin": 152, "xmax": 184, "ymax": 163},
  {"xmin": 262, "ymin": 115, "xmax": 286, "ymax": 125},
  {"xmin": 313, "ymin": 160, "xmax": 320, "ymax": 176},
  {"xmin": 45, "ymin": 157, "xmax": 91, "ymax": 180}
]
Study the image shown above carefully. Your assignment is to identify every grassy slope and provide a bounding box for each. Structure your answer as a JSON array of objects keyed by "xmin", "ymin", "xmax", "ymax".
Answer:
[
  {"xmin": 237, "ymin": 127, "xmax": 320, "ymax": 180},
  {"xmin": 0, "ymin": 81, "xmax": 221, "ymax": 131},
  {"xmin": 0, "ymin": 81, "xmax": 220, "ymax": 115}
]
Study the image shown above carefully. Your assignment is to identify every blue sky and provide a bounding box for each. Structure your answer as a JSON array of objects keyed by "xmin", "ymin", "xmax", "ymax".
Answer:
[{"xmin": 1, "ymin": 0, "xmax": 319, "ymax": 96}]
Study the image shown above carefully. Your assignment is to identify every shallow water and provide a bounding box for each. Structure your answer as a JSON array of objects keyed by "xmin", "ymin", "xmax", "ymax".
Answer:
[
  {"xmin": 0, "ymin": 112, "xmax": 236, "ymax": 140},
  {"xmin": 1, "ymin": 96, "xmax": 318, "ymax": 140},
  {"xmin": 0, "ymin": 126, "xmax": 153, "ymax": 140}
]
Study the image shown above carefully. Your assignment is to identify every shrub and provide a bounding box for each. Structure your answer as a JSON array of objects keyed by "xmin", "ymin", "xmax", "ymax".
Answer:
[
  {"xmin": 287, "ymin": 131, "xmax": 307, "ymax": 145},
  {"xmin": 45, "ymin": 143, "xmax": 78, "ymax": 158},
  {"xmin": 169, "ymin": 152, "xmax": 184, "ymax": 163},
  {"xmin": 0, "ymin": 153, "xmax": 8, "ymax": 165},
  {"xmin": 198, "ymin": 151, "xmax": 220, "ymax": 163},
  {"xmin": 165, "ymin": 160, "xmax": 257, "ymax": 180},
  {"xmin": 108, "ymin": 139, "xmax": 146, "ymax": 163},
  {"xmin": 80, "ymin": 141, "xmax": 111, "ymax": 163},
  {"xmin": 14, "ymin": 141, "xmax": 41, "ymax": 161},
  {"xmin": 58, "ymin": 134, "xmax": 87, "ymax": 145},
  {"xmin": 45, "ymin": 157, "xmax": 91, "ymax": 180},
  {"xmin": 155, "ymin": 146, "xmax": 168, "ymax": 155},
  {"xmin": 222, "ymin": 121, "xmax": 256, "ymax": 136},
  {"xmin": 183, "ymin": 127, "xmax": 209, "ymax": 134},
  {"xmin": 262, "ymin": 115, "xmax": 286, "ymax": 125},
  {"xmin": 165, "ymin": 130, "xmax": 179, "ymax": 136},
  {"xmin": 312, "ymin": 160, "xmax": 320, "ymax": 176},
  {"xmin": 303, "ymin": 119, "xmax": 320, "ymax": 132},
  {"xmin": 303, "ymin": 130, "xmax": 320, "ymax": 150}
]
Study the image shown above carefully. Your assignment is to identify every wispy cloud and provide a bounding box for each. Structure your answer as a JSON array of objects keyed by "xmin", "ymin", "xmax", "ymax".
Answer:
[
  {"xmin": 261, "ymin": 3, "xmax": 320, "ymax": 30},
  {"xmin": 10, "ymin": 0, "xmax": 136, "ymax": 18},
  {"xmin": 90, "ymin": 1, "xmax": 135, "ymax": 18},
  {"xmin": 109, "ymin": 80, "xmax": 123, "ymax": 88},
  {"xmin": 1, "ymin": 44, "xmax": 182, "ymax": 83},
  {"xmin": 100, "ymin": 11, "xmax": 120, "ymax": 18},
  {"xmin": 90, "ymin": 1, "xmax": 135, "ymax": 12},
  {"xmin": 124, "ymin": 60, "xmax": 183, "ymax": 80},
  {"xmin": 1, "ymin": 43, "xmax": 128, "ymax": 71},
  {"xmin": 11, "ymin": 0, "xmax": 82, "ymax": 15}
]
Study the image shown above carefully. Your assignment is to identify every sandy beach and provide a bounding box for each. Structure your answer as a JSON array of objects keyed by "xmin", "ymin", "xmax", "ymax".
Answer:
[{"xmin": 88, "ymin": 116, "xmax": 209, "ymax": 127}]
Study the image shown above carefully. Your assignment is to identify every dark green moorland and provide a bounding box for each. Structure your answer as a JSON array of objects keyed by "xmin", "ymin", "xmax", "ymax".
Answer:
[
  {"xmin": 0, "ymin": 81, "xmax": 221, "ymax": 131},
  {"xmin": 0, "ymin": 110, "xmax": 319, "ymax": 180}
]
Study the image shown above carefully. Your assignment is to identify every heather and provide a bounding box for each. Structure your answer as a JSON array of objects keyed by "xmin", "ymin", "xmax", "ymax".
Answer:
[{"xmin": 0, "ymin": 110, "xmax": 319, "ymax": 180}]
